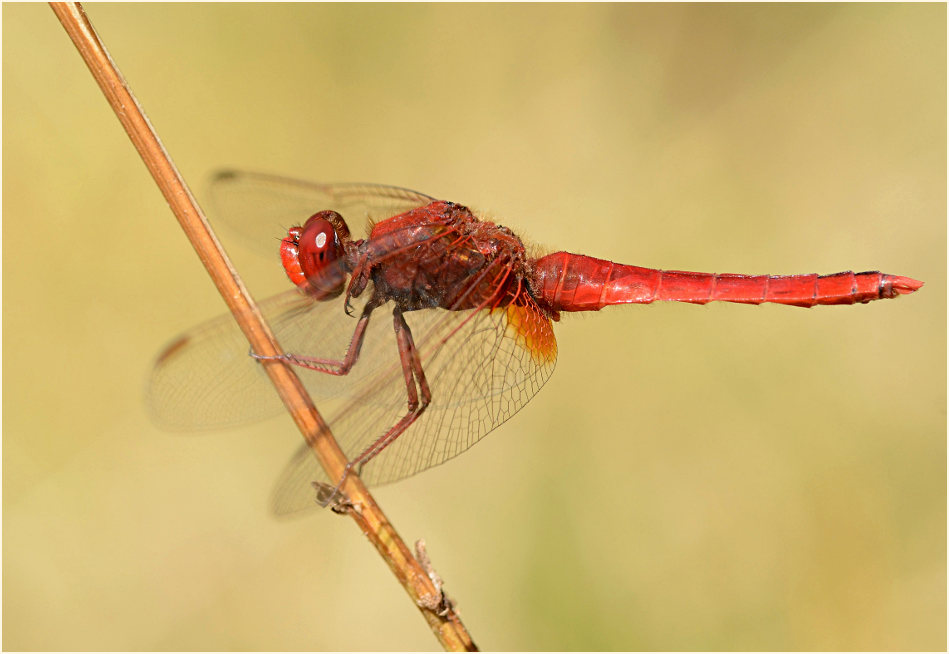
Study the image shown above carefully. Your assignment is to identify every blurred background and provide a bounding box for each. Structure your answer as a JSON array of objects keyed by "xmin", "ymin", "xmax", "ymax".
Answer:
[{"xmin": 3, "ymin": 4, "xmax": 945, "ymax": 650}]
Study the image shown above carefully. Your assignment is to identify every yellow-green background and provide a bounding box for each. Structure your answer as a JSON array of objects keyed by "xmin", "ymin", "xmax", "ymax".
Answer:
[{"xmin": 4, "ymin": 3, "xmax": 945, "ymax": 650}]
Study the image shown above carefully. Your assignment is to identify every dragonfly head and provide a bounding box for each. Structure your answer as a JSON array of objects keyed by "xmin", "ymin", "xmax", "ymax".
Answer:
[{"xmin": 281, "ymin": 210, "xmax": 350, "ymax": 299}]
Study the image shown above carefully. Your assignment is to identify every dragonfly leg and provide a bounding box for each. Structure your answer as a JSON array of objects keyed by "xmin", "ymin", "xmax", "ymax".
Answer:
[
  {"xmin": 319, "ymin": 306, "xmax": 432, "ymax": 505},
  {"xmin": 252, "ymin": 297, "xmax": 382, "ymax": 376}
]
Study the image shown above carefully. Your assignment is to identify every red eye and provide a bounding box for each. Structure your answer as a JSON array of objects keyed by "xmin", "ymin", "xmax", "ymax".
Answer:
[
  {"xmin": 299, "ymin": 218, "xmax": 337, "ymax": 275},
  {"xmin": 281, "ymin": 212, "xmax": 347, "ymax": 298}
]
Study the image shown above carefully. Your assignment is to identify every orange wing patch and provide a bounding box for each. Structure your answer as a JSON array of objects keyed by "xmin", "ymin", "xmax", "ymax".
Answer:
[{"xmin": 504, "ymin": 302, "xmax": 557, "ymax": 365}]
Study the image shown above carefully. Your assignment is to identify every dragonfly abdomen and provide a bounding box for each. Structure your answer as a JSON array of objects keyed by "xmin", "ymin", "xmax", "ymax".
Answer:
[{"xmin": 531, "ymin": 252, "xmax": 923, "ymax": 311}]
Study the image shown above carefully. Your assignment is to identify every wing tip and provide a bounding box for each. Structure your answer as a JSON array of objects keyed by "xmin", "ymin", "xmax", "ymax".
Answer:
[
  {"xmin": 154, "ymin": 333, "xmax": 192, "ymax": 366},
  {"xmin": 211, "ymin": 169, "xmax": 242, "ymax": 184}
]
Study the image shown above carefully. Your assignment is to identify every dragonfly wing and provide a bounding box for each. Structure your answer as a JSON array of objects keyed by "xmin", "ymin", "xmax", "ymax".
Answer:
[
  {"xmin": 209, "ymin": 170, "xmax": 437, "ymax": 247},
  {"xmin": 148, "ymin": 287, "xmax": 392, "ymax": 430},
  {"xmin": 270, "ymin": 296, "xmax": 559, "ymax": 515}
]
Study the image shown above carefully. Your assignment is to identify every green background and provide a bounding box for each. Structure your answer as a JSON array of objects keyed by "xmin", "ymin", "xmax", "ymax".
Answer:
[{"xmin": 4, "ymin": 3, "xmax": 945, "ymax": 650}]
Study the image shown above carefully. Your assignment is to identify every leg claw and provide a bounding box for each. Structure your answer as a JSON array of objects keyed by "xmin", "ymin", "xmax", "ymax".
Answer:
[
  {"xmin": 312, "ymin": 481, "xmax": 353, "ymax": 514},
  {"xmin": 249, "ymin": 348, "xmax": 287, "ymax": 362}
]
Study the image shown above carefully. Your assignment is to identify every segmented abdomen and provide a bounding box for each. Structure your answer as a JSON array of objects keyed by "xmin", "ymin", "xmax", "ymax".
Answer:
[{"xmin": 532, "ymin": 252, "xmax": 923, "ymax": 312}]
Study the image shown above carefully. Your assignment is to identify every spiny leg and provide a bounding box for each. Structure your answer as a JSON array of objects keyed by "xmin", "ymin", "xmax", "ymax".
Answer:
[
  {"xmin": 252, "ymin": 296, "xmax": 383, "ymax": 376},
  {"xmin": 321, "ymin": 307, "xmax": 432, "ymax": 505}
]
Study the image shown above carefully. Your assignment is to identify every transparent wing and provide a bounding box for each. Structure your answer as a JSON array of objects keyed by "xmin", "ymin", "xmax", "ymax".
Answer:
[
  {"xmin": 208, "ymin": 170, "xmax": 437, "ymax": 247},
  {"xmin": 149, "ymin": 279, "xmax": 558, "ymax": 514},
  {"xmin": 270, "ymin": 297, "xmax": 558, "ymax": 515},
  {"xmin": 147, "ymin": 287, "xmax": 394, "ymax": 430}
]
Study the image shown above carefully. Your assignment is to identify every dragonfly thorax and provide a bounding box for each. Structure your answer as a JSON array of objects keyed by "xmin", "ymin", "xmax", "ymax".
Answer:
[{"xmin": 364, "ymin": 202, "xmax": 532, "ymax": 313}]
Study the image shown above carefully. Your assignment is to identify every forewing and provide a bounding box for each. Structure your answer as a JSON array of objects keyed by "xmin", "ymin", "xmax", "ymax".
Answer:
[
  {"xmin": 270, "ymin": 297, "xmax": 558, "ymax": 515},
  {"xmin": 148, "ymin": 287, "xmax": 391, "ymax": 430},
  {"xmin": 208, "ymin": 170, "xmax": 437, "ymax": 246}
]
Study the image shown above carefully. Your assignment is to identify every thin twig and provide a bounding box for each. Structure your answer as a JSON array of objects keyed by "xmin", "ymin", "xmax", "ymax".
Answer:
[{"xmin": 49, "ymin": 3, "xmax": 476, "ymax": 650}]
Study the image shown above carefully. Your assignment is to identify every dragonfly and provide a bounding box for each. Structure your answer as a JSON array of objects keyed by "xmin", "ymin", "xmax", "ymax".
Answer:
[{"xmin": 148, "ymin": 171, "xmax": 923, "ymax": 514}]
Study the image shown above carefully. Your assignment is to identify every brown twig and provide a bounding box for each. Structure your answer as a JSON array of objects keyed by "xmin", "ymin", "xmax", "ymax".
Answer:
[{"xmin": 49, "ymin": 3, "xmax": 476, "ymax": 650}]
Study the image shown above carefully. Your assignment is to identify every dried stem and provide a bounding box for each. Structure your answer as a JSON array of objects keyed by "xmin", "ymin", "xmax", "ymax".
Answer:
[{"xmin": 49, "ymin": 3, "xmax": 476, "ymax": 650}]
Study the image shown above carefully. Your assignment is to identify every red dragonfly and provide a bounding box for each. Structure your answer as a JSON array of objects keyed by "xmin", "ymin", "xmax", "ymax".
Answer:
[{"xmin": 149, "ymin": 171, "xmax": 923, "ymax": 514}]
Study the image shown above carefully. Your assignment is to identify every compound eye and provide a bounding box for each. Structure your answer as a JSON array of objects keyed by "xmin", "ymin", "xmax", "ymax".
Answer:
[
  {"xmin": 296, "ymin": 213, "xmax": 345, "ymax": 297},
  {"xmin": 300, "ymin": 218, "xmax": 335, "ymax": 263}
]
